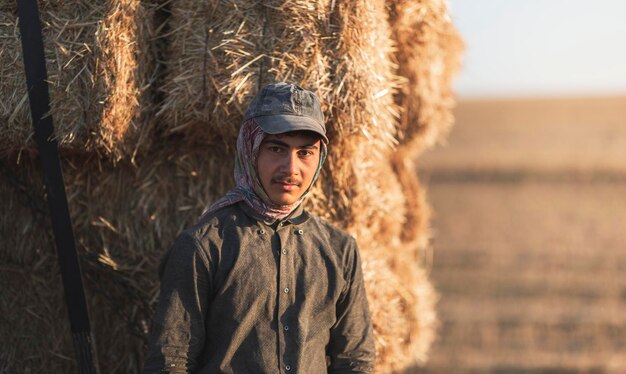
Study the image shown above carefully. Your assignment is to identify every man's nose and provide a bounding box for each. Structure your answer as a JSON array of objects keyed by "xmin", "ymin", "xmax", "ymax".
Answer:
[{"xmin": 281, "ymin": 151, "xmax": 299, "ymax": 175}]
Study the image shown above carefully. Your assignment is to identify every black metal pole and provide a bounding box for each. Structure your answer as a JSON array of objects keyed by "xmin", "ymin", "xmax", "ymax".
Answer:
[{"xmin": 16, "ymin": 1, "xmax": 98, "ymax": 373}]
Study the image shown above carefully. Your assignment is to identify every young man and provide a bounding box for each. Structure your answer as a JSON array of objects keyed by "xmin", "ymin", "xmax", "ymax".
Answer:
[{"xmin": 144, "ymin": 83, "xmax": 375, "ymax": 373}]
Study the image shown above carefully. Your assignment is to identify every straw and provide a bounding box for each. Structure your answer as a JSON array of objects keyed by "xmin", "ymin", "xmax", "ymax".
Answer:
[
  {"xmin": 0, "ymin": 0, "xmax": 463, "ymax": 371},
  {"xmin": 0, "ymin": 0, "xmax": 155, "ymax": 160}
]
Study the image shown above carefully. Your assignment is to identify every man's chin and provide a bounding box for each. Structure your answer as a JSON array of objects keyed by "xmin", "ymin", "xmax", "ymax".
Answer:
[{"xmin": 270, "ymin": 193, "xmax": 302, "ymax": 206}]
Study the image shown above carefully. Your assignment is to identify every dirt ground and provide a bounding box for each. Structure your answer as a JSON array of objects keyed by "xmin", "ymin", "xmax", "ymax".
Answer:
[
  {"xmin": 420, "ymin": 96, "xmax": 626, "ymax": 175},
  {"xmin": 416, "ymin": 96, "xmax": 626, "ymax": 373}
]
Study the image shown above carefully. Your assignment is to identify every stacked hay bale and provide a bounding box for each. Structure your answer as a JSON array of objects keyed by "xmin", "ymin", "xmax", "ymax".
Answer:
[
  {"xmin": 1, "ymin": 0, "xmax": 157, "ymax": 372},
  {"xmin": 0, "ymin": 0, "xmax": 461, "ymax": 372},
  {"xmin": 389, "ymin": 0, "xmax": 464, "ymax": 155},
  {"xmin": 1, "ymin": 149, "xmax": 234, "ymax": 372},
  {"xmin": 385, "ymin": 1, "xmax": 463, "ymax": 367},
  {"xmin": 0, "ymin": 0, "xmax": 154, "ymax": 160}
]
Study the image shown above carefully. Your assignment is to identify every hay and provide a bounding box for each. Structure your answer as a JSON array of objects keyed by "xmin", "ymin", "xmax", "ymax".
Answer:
[
  {"xmin": 389, "ymin": 0, "xmax": 464, "ymax": 155},
  {"xmin": 1, "ymin": 148, "xmax": 234, "ymax": 372},
  {"xmin": 0, "ymin": 261, "xmax": 74, "ymax": 373},
  {"xmin": 0, "ymin": 0, "xmax": 463, "ymax": 371},
  {"xmin": 157, "ymin": 0, "xmax": 268, "ymax": 146},
  {"xmin": 1, "ymin": 144, "xmax": 432, "ymax": 372},
  {"xmin": 159, "ymin": 0, "xmax": 400, "ymax": 151},
  {"xmin": 343, "ymin": 155, "xmax": 437, "ymax": 370},
  {"xmin": 0, "ymin": 0, "xmax": 155, "ymax": 160},
  {"xmin": 363, "ymin": 258, "xmax": 438, "ymax": 371}
]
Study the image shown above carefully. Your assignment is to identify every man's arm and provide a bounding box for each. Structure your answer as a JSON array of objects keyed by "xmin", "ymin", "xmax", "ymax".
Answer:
[
  {"xmin": 144, "ymin": 232, "xmax": 212, "ymax": 373},
  {"xmin": 327, "ymin": 238, "xmax": 376, "ymax": 373}
]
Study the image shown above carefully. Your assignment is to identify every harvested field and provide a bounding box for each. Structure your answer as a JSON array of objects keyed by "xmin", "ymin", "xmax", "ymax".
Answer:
[
  {"xmin": 422, "ymin": 182, "xmax": 626, "ymax": 373},
  {"xmin": 420, "ymin": 96, "xmax": 626, "ymax": 175},
  {"xmin": 413, "ymin": 96, "xmax": 626, "ymax": 373}
]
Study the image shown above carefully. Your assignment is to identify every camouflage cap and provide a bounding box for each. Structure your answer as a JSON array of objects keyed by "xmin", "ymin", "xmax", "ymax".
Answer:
[{"xmin": 243, "ymin": 83, "xmax": 328, "ymax": 143}]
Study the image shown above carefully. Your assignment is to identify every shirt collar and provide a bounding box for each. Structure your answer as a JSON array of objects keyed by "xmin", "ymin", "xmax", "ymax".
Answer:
[{"xmin": 238, "ymin": 200, "xmax": 310, "ymax": 226}]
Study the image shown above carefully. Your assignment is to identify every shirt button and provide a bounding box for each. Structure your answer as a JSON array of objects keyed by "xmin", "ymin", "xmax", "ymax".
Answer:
[
  {"xmin": 285, "ymin": 365, "xmax": 291, "ymax": 371},
  {"xmin": 282, "ymin": 248, "xmax": 288, "ymax": 255},
  {"xmin": 283, "ymin": 287, "xmax": 290, "ymax": 293},
  {"xmin": 258, "ymin": 229, "xmax": 265, "ymax": 235},
  {"xmin": 284, "ymin": 325, "xmax": 289, "ymax": 331},
  {"xmin": 296, "ymin": 229, "xmax": 304, "ymax": 235}
]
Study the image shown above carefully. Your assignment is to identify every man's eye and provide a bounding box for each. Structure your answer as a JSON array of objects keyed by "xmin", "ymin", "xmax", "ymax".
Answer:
[
  {"xmin": 298, "ymin": 150, "xmax": 314, "ymax": 157},
  {"xmin": 269, "ymin": 146, "xmax": 282, "ymax": 153}
]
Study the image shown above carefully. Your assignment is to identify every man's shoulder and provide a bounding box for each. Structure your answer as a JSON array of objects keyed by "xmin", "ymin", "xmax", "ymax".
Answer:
[
  {"xmin": 184, "ymin": 204, "xmax": 245, "ymax": 243},
  {"xmin": 304, "ymin": 211, "xmax": 357, "ymax": 247}
]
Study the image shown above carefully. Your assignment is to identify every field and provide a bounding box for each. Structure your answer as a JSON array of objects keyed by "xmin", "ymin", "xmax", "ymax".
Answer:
[
  {"xmin": 420, "ymin": 97, "xmax": 626, "ymax": 175},
  {"xmin": 416, "ymin": 96, "xmax": 626, "ymax": 373}
]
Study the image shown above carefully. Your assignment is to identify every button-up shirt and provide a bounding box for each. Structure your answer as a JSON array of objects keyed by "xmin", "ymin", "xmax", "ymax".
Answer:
[{"xmin": 144, "ymin": 201, "xmax": 375, "ymax": 373}]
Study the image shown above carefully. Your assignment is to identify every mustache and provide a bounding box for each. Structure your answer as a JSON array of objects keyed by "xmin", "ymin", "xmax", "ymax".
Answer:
[{"xmin": 272, "ymin": 177, "xmax": 301, "ymax": 186}]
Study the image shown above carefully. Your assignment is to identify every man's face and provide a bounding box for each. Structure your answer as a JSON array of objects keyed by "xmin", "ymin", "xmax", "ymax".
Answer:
[{"xmin": 256, "ymin": 132, "xmax": 322, "ymax": 206}]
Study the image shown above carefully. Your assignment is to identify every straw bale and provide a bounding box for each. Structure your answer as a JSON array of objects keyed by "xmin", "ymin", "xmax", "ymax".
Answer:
[
  {"xmin": 363, "ymin": 154, "xmax": 436, "ymax": 368},
  {"xmin": 391, "ymin": 147, "xmax": 432, "ymax": 245},
  {"xmin": 363, "ymin": 258, "xmax": 437, "ymax": 372},
  {"xmin": 158, "ymin": 0, "xmax": 273, "ymax": 146},
  {"xmin": 388, "ymin": 0, "xmax": 464, "ymax": 155},
  {"xmin": 0, "ymin": 261, "xmax": 74, "ymax": 373},
  {"xmin": 341, "ymin": 154, "xmax": 437, "ymax": 371},
  {"xmin": 1, "ymin": 141, "xmax": 435, "ymax": 373},
  {"xmin": 0, "ymin": 0, "xmax": 463, "ymax": 371},
  {"xmin": 1, "ymin": 148, "xmax": 234, "ymax": 372},
  {"xmin": 159, "ymin": 0, "xmax": 400, "ymax": 151},
  {"xmin": 0, "ymin": 0, "xmax": 155, "ymax": 160}
]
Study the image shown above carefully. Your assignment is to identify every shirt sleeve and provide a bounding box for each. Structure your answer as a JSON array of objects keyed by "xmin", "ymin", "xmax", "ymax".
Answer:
[
  {"xmin": 143, "ymin": 232, "xmax": 212, "ymax": 373},
  {"xmin": 327, "ymin": 238, "xmax": 376, "ymax": 373}
]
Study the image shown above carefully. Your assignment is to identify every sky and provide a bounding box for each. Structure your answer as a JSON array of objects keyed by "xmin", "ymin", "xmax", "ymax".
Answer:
[{"xmin": 448, "ymin": 0, "xmax": 626, "ymax": 98}]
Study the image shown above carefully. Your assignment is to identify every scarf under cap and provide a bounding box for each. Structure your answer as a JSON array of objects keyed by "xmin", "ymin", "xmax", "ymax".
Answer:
[{"xmin": 203, "ymin": 118, "xmax": 327, "ymax": 220}]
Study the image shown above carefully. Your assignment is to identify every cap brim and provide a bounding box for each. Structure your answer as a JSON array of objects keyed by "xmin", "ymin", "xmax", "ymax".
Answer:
[{"xmin": 254, "ymin": 114, "xmax": 328, "ymax": 144}]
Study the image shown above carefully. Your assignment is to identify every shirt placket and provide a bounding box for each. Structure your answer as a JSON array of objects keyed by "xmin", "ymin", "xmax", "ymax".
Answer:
[{"xmin": 276, "ymin": 221, "xmax": 293, "ymax": 373}]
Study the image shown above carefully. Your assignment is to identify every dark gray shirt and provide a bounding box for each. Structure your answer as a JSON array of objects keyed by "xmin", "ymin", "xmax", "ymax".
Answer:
[{"xmin": 144, "ymin": 202, "xmax": 375, "ymax": 373}]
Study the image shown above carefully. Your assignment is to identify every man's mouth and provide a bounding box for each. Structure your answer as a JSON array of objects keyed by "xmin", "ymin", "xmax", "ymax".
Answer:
[{"xmin": 273, "ymin": 178, "xmax": 301, "ymax": 189}]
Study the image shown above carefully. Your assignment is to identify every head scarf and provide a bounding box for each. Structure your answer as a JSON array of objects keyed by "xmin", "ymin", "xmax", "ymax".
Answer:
[{"xmin": 203, "ymin": 118, "xmax": 327, "ymax": 220}]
